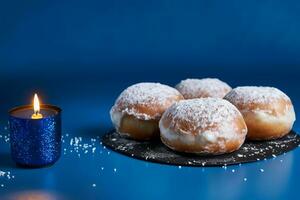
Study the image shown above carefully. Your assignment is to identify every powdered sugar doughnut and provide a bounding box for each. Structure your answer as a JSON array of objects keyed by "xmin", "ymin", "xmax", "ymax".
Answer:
[
  {"xmin": 224, "ymin": 86, "xmax": 296, "ymax": 140},
  {"xmin": 175, "ymin": 78, "xmax": 232, "ymax": 99},
  {"xmin": 110, "ymin": 83, "xmax": 184, "ymax": 140},
  {"xmin": 159, "ymin": 98, "xmax": 247, "ymax": 155}
]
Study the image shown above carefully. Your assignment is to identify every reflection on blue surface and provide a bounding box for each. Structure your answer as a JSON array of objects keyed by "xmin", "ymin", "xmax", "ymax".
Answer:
[
  {"xmin": 3, "ymin": 190, "xmax": 65, "ymax": 200},
  {"xmin": 1, "ymin": 0, "xmax": 300, "ymax": 199}
]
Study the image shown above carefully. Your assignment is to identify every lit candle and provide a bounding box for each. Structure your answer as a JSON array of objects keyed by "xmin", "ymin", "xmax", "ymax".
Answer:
[
  {"xmin": 31, "ymin": 94, "xmax": 43, "ymax": 119},
  {"xmin": 9, "ymin": 94, "xmax": 62, "ymax": 168}
]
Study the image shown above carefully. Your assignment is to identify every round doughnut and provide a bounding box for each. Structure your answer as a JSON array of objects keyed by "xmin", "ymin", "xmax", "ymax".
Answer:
[
  {"xmin": 159, "ymin": 98, "xmax": 247, "ymax": 155},
  {"xmin": 175, "ymin": 78, "xmax": 232, "ymax": 99},
  {"xmin": 110, "ymin": 82, "xmax": 184, "ymax": 140},
  {"xmin": 224, "ymin": 86, "xmax": 296, "ymax": 140}
]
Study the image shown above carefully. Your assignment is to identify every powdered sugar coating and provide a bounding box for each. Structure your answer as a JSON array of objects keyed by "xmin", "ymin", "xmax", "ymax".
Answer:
[
  {"xmin": 161, "ymin": 98, "xmax": 243, "ymax": 134},
  {"xmin": 224, "ymin": 86, "xmax": 291, "ymax": 106},
  {"xmin": 159, "ymin": 98, "xmax": 247, "ymax": 154},
  {"xmin": 175, "ymin": 78, "xmax": 232, "ymax": 99},
  {"xmin": 224, "ymin": 86, "xmax": 295, "ymax": 140},
  {"xmin": 110, "ymin": 82, "xmax": 183, "ymax": 120}
]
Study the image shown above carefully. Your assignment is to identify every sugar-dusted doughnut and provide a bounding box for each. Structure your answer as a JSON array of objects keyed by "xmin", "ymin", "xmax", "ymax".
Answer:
[
  {"xmin": 110, "ymin": 83, "xmax": 184, "ymax": 140},
  {"xmin": 175, "ymin": 78, "xmax": 232, "ymax": 99},
  {"xmin": 159, "ymin": 98, "xmax": 247, "ymax": 154},
  {"xmin": 224, "ymin": 86, "xmax": 296, "ymax": 140}
]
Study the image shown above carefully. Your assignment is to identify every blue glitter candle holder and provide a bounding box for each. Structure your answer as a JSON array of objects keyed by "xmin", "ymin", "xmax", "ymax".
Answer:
[{"xmin": 9, "ymin": 104, "xmax": 62, "ymax": 168}]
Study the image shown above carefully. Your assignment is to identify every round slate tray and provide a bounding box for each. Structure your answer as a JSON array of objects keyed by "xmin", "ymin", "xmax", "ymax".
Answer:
[{"xmin": 102, "ymin": 130, "xmax": 300, "ymax": 166}]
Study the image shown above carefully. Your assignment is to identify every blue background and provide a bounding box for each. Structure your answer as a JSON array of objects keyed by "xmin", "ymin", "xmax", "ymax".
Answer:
[{"xmin": 0, "ymin": 0, "xmax": 300, "ymax": 199}]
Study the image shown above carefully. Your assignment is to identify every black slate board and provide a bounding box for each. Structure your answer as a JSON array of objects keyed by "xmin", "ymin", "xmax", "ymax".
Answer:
[{"xmin": 102, "ymin": 130, "xmax": 300, "ymax": 166}]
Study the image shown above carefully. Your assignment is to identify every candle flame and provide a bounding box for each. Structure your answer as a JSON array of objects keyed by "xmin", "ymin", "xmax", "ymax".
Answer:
[
  {"xmin": 31, "ymin": 93, "xmax": 43, "ymax": 119},
  {"xmin": 34, "ymin": 93, "xmax": 40, "ymax": 114}
]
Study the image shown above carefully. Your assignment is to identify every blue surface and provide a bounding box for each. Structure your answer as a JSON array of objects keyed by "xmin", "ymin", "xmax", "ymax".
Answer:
[{"xmin": 1, "ymin": 0, "xmax": 300, "ymax": 199}]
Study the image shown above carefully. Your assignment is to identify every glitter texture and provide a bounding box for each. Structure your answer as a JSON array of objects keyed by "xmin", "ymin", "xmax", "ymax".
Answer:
[{"xmin": 9, "ymin": 105, "xmax": 61, "ymax": 167}]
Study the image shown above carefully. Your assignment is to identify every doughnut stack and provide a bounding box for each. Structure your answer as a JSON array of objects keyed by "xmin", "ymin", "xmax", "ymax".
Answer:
[{"xmin": 110, "ymin": 78, "xmax": 296, "ymax": 155}]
